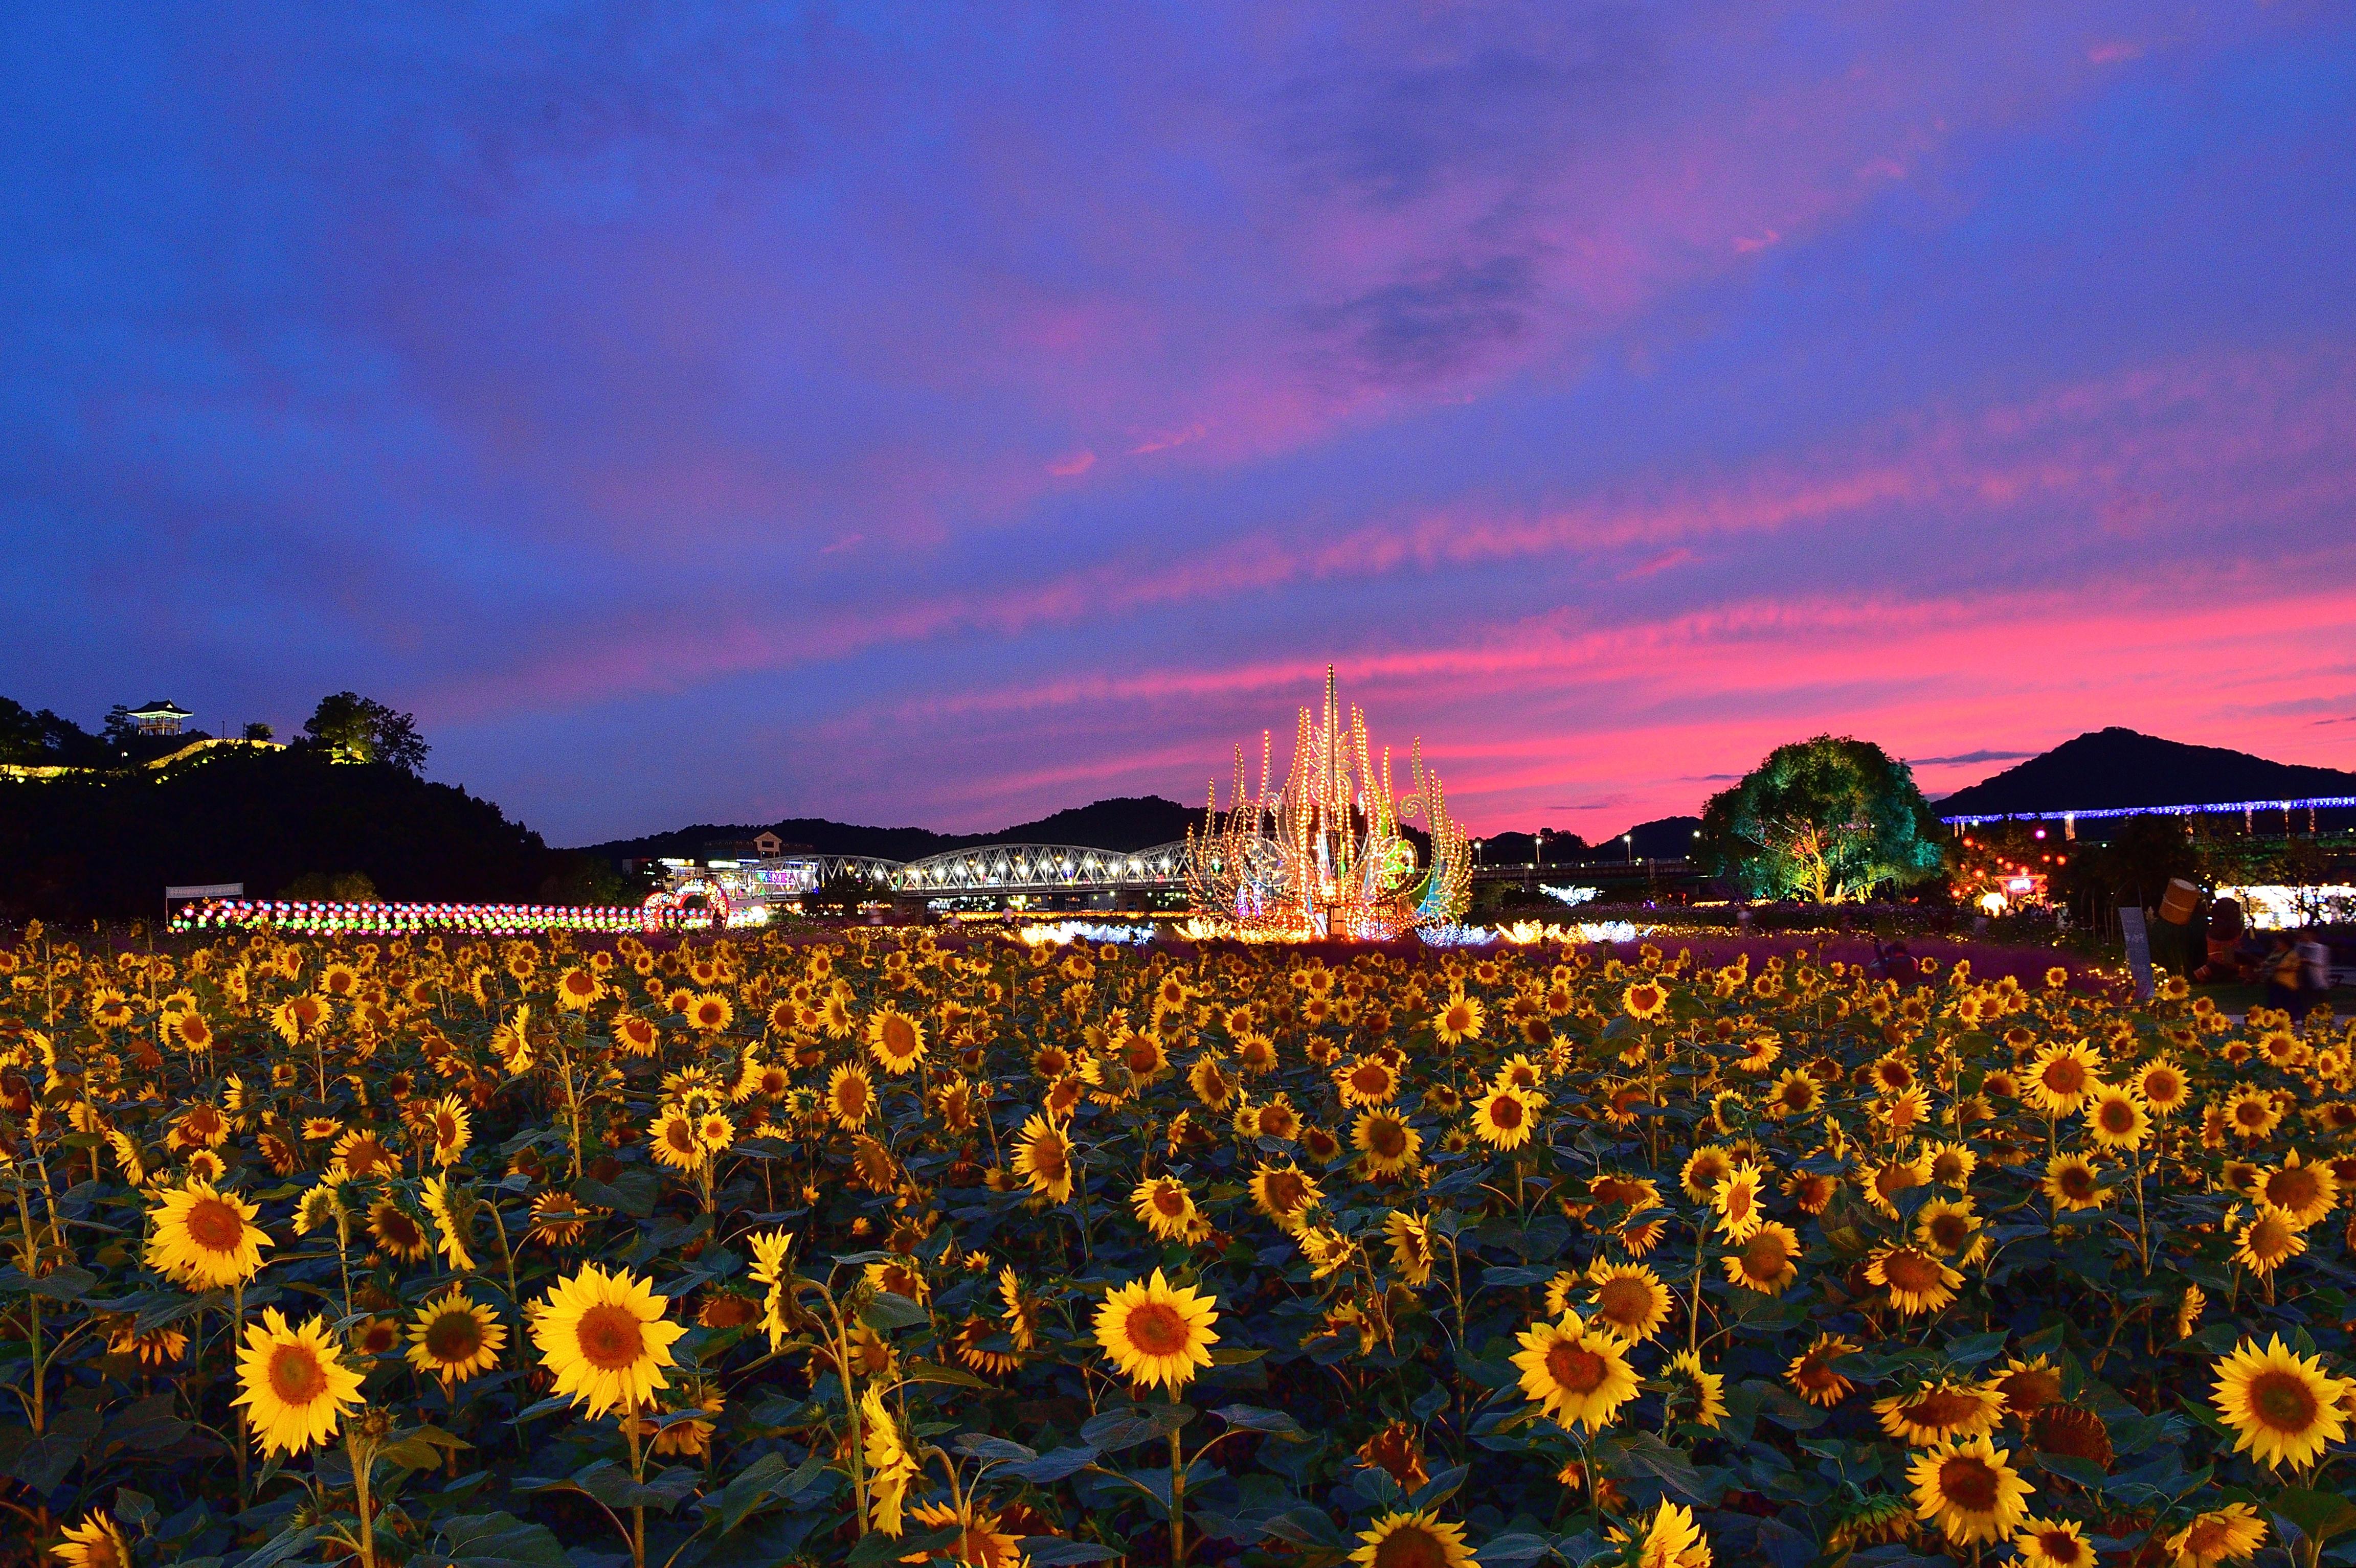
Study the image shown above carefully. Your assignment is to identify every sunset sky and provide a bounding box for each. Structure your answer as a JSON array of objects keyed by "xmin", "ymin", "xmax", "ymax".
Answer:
[{"xmin": 7, "ymin": 4, "xmax": 2354, "ymax": 846}]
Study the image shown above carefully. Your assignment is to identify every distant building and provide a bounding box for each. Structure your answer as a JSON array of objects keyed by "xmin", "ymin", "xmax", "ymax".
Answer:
[
  {"xmin": 754, "ymin": 830, "xmax": 783, "ymax": 857},
  {"xmin": 127, "ymin": 699, "xmax": 193, "ymax": 737}
]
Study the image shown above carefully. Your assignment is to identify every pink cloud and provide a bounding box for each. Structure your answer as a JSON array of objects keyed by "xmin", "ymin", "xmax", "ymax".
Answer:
[{"xmin": 1046, "ymin": 450, "xmax": 1097, "ymax": 477}]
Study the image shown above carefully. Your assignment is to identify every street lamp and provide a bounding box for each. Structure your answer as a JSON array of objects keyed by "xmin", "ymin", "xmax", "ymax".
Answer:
[{"xmin": 1624, "ymin": 833, "xmax": 1634, "ymax": 865}]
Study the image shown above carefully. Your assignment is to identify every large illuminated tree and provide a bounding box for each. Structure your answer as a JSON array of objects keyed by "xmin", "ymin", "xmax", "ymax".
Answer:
[{"xmin": 1697, "ymin": 736, "xmax": 1945, "ymax": 902}]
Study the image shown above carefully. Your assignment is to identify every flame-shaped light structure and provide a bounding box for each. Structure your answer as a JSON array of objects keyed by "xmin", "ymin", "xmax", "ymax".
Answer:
[{"xmin": 1185, "ymin": 668, "xmax": 1470, "ymax": 940}]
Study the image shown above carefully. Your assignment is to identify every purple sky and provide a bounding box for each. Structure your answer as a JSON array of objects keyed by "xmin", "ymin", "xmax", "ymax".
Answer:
[{"xmin": 7, "ymin": 4, "xmax": 2355, "ymax": 846}]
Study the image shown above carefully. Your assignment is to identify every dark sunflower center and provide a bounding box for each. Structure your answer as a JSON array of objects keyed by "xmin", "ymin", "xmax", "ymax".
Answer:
[
  {"xmin": 1900, "ymin": 1388, "xmax": 1982, "ymax": 1429},
  {"xmin": 1488, "ymin": 1097, "xmax": 1525, "ymax": 1130},
  {"xmin": 1597, "ymin": 1277, "xmax": 1652, "ymax": 1324},
  {"xmin": 1124, "ymin": 1301, "xmax": 1191, "ymax": 1357},
  {"xmin": 2265, "ymin": 1171, "xmax": 2318, "ymax": 1211},
  {"xmin": 1545, "ymin": 1341, "xmax": 1607, "ymax": 1395},
  {"xmin": 184, "ymin": 1197, "xmax": 245, "ymax": 1252},
  {"xmin": 575, "ymin": 1303, "xmax": 646, "ymax": 1370},
  {"xmin": 1371, "ymin": 1522, "xmax": 1452, "ymax": 1568},
  {"xmin": 268, "ymin": 1343, "xmax": 325, "ymax": 1403},
  {"xmin": 1883, "ymin": 1251, "xmax": 1941, "ymax": 1292},
  {"xmin": 1937, "ymin": 1455, "xmax": 2000, "ymax": 1512},
  {"xmin": 1366, "ymin": 1118, "xmax": 1407, "ymax": 1158},
  {"xmin": 425, "ymin": 1309, "xmax": 485, "ymax": 1363}
]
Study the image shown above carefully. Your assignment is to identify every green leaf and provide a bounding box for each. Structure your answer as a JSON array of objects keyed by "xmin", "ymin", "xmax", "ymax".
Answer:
[
  {"xmin": 1008, "ymin": 1445, "xmax": 1102, "ymax": 1483},
  {"xmin": 1944, "ymin": 1329, "xmax": 2010, "ymax": 1367},
  {"xmin": 708, "ymin": 1451, "xmax": 790, "ymax": 1534},
  {"xmin": 2272, "ymin": 1489, "xmax": 2356, "ymax": 1546},
  {"xmin": 234, "ymin": 1525, "xmax": 326, "ymax": 1568},
  {"xmin": 1082, "ymin": 1403, "xmax": 1191, "ymax": 1451},
  {"xmin": 5, "ymin": 1406, "xmax": 100, "ymax": 1493},
  {"xmin": 575, "ymin": 1169, "xmax": 659, "ymax": 1219},
  {"xmin": 432, "ymin": 1513, "xmax": 570, "ymax": 1568},
  {"xmin": 861, "ymin": 1291, "xmax": 931, "ymax": 1331},
  {"xmin": 1214, "ymin": 1404, "xmax": 1305, "ymax": 1438},
  {"xmin": 902, "ymin": 1359, "xmax": 992, "ymax": 1390}
]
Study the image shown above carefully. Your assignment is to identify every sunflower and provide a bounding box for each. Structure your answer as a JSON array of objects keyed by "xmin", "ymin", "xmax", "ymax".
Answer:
[
  {"xmin": 1679, "ymin": 1146, "xmax": 1733, "ymax": 1201},
  {"xmin": 1866, "ymin": 1244, "xmax": 1963, "ymax": 1316},
  {"xmin": 1914, "ymin": 1198, "xmax": 1986, "ymax": 1264},
  {"xmin": 904, "ymin": 1501, "xmax": 1025, "ymax": 1568},
  {"xmin": 1765, "ymin": 1069, "xmax": 1821, "ymax": 1118},
  {"xmin": 1994, "ymin": 1355, "xmax": 2063, "ymax": 1422},
  {"xmin": 1622, "ymin": 981, "xmax": 1668, "ymax": 1020},
  {"xmin": 1470, "ymin": 1085, "xmax": 1539, "ymax": 1150},
  {"xmin": 1788, "ymin": 1334, "xmax": 1858, "ymax": 1407},
  {"xmin": 860, "ymin": 1384, "xmax": 917, "ymax": 1536},
  {"xmin": 1013, "ymin": 1113, "xmax": 1075, "ymax": 1203},
  {"xmin": 428, "ymin": 1095, "xmax": 472, "ymax": 1164},
  {"xmin": 1510, "ymin": 1313, "xmax": 1638, "ymax": 1432},
  {"xmin": 2137, "ymin": 1056, "xmax": 2191, "ymax": 1116},
  {"xmin": 2013, "ymin": 1516, "xmax": 2096, "ymax": 1568},
  {"xmin": 1666, "ymin": 1349, "xmax": 1727, "ymax": 1429},
  {"xmin": 825, "ymin": 1063, "xmax": 876, "ymax": 1129},
  {"xmin": 1586, "ymin": 1261, "xmax": 1673, "ymax": 1344},
  {"xmin": 2041, "ymin": 1154, "xmax": 2107, "ymax": 1213},
  {"xmin": 233, "ymin": 1309, "xmax": 365, "ymax": 1456},
  {"xmin": 1385, "ymin": 1211, "xmax": 1435, "ymax": 1286},
  {"xmin": 554, "ymin": 965, "xmax": 601, "ymax": 1011},
  {"xmin": 2166, "ymin": 1504, "xmax": 2268, "ymax": 1568},
  {"xmin": 2221, "ymin": 1084, "xmax": 2283, "ymax": 1141},
  {"xmin": 330, "ymin": 1128, "xmax": 397, "ymax": 1180},
  {"xmin": 51, "ymin": 1513, "xmax": 132, "ymax": 1568},
  {"xmin": 867, "ymin": 1008, "xmax": 927, "ymax": 1074},
  {"xmin": 650, "ymin": 1106, "xmax": 702, "ymax": 1168},
  {"xmin": 2231, "ymin": 1205, "xmax": 2305, "ymax": 1277},
  {"xmin": 406, "ymin": 1285, "xmax": 507, "ymax": 1385},
  {"xmin": 368, "ymin": 1199, "xmax": 431, "ymax": 1263},
  {"xmin": 1350, "ymin": 1510, "xmax": 1476, "ymax": 1568},
  {"xmin": 528, "ymin": 1191, "xmax": 595, "ymax": 1247},
  {"xmin": 1631, "ymin": 1499, "xmax": 1712, "ymax": 1568},
  {"xmin": 1249, "ymin": 1163, "xmax": 1322, "ymax": 1232},
  {"xmin": 1337, "ymin": 1055, "xmax": 1400, "ymax": 1107},
  {"xmin": 422, "ymin": 1175, "xmax": 477, "ymax": 1270},
  {"xmin": 1723, "ymin": 1222, "xmax": 1802, "ymax": 1295},
  {"xmin": 2253, "ymin": 1151, "xmax": 2339, "ymax": 1230},
  {"xmin": 2078, "ymin": 1084, "xmax": 2148, "ymax": 1150},
  {"xmin": 145, "ymin": 1178, "xmax": 271, "ymax": 1290},
  {"xmin": 1094, "ymin": 1268, "xmax": 1219, "ymax": 1392},
  {"xmin": 1352, "ymin": 1109, "xmax": 1422, "ymax": 1176},
  {"xmin": 1907, "ymin": 1436, "xmax": 2034, "ymax": 1545},
  {"xmin": 530, "ymin": 1263, "xmax": 685, "ymax": 1418},
  {"xmin": 686, "ymin": 992, "xmax": 733, "ymax": 1033},
  {"xmin": 2211, "ymin": 1336, "xmax": 2351, "ymax": 1470},
  {"xmin": 2025, "ymin": 1041, "xmax": 2101, "ymax": 1115},
  {"xmin": 1188, "ymin": 1054, "xmax": 1236, "ymax": 1111},
  {"xmin": 1875, "ymin": 1378, "xmax": 2007, "ymax": 1445},
  {"xmin": 1711, "ymin": 1161, "xmax": 1767, "ymax": 1240},
  {"xmin": 1130, "ymin": 1175, "xmax": 1200, "ymax": 1242},
  {"xmin": 171, "ymin": 1010, "xmax": 215, "ymax": 1053},
  {"xmin": 1432, "ymin": 992, "xmax": 1485, "ymax": 1046}
]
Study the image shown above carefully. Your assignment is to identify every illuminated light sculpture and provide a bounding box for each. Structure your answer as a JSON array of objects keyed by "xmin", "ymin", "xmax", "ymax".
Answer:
[{"xmin": 1185, "ymin": 667, "xmax": 1471, "ymax": 941}]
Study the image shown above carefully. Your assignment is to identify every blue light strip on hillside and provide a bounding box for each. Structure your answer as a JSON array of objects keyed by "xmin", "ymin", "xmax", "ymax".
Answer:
[{"xmin": 1942, "ymin": 796, "xmax": 2356, "ymax": 827}]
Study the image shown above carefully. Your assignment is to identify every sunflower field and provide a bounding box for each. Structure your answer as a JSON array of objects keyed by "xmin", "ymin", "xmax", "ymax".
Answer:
[{"xmin": 2, "ymin": 922, "xmax": 2353, "ymax": 1568}]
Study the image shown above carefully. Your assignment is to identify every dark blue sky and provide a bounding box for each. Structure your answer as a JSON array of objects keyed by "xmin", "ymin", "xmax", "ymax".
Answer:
[{"xmin": 6, "ymin": 4, "xmax": 2354, "ymax": 844}]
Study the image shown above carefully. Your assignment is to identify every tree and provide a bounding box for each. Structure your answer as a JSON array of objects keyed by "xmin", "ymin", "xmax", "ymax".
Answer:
[
  {"xmin": 0, "ymin": 698, "xmax": 104, "ymax": 766},
  {"xmin": 1698, "ymin": 736, "xmax": 1946, "ymax": 901},
  {"xmin": 242, "ymin": 721, "xmax": 275, "ymax": 742},
  {"xmin": 304, "ymin": 692, "xmax": 430, "ymax": 775}
]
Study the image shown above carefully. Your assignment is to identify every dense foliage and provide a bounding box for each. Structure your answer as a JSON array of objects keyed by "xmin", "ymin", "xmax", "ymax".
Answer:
[
  {"xmin": 1698, "ymin": 739, "xmax": 1946, "ymax": 903},
  {"xmin": 3, "ymin": 922, "xmax": 2353, "ymax": 1568},
  {"xmin": 0, "ymin": 751, "xmax": 566, "ymax": 921}
]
